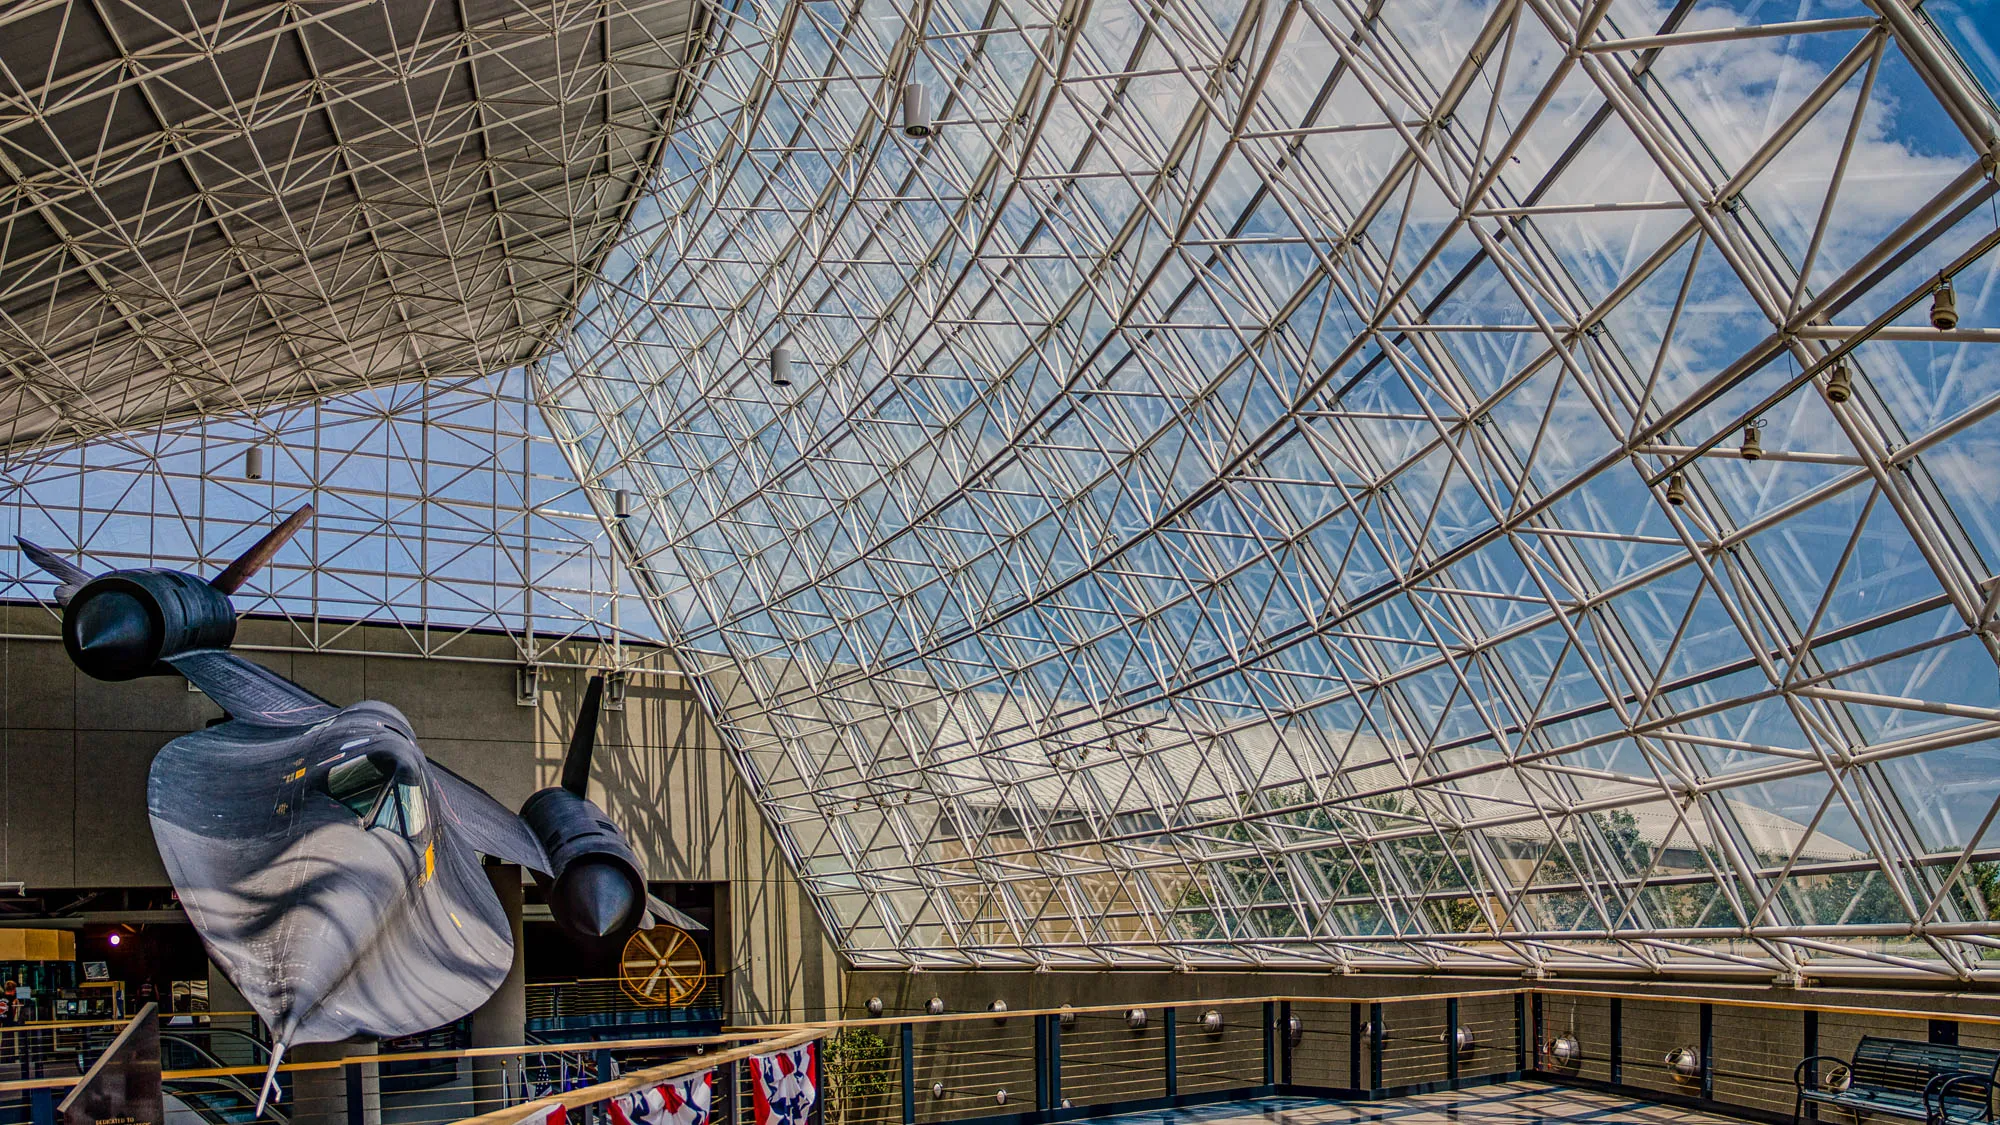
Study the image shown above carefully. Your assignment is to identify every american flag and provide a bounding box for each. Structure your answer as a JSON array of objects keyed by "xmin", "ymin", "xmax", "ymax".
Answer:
[
  {"xmin": 751, "ymin": 1043, "xmax": 818, "ymax": 1125},
  {"xmin": 611, "ymin": 1072, "xmax": 713, "ymax": 1125}
]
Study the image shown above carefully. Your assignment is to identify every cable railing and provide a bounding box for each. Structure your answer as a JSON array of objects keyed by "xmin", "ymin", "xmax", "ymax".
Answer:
[
  {"xmin": 0, "ymin": 987, "xmax": 1996, "ymax": 1125},
  {"xmin": 526, "ymin": 976, "xmax": 728, "ymax": 1040}
]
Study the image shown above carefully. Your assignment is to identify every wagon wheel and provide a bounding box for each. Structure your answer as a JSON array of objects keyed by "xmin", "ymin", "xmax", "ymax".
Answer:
[{"xmin": 619, "ymin": 925, "xmax": 706, "ymax": 1007}]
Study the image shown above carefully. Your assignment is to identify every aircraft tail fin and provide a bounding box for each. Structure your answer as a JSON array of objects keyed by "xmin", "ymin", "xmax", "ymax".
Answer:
[
  {"xmin": 560, "ymin": 674, "xmax": 605, "ymax": 797},
  {"xmin": 16, "ymin": 538, "xmax": 91, "ymax": 605},
  {"xmin": 211, "ymin": 504, "xmax": 314, "ymax": 595},
  {"xmin": 255, "ymin": 1038, "xmax": 287, "ymax": 1117}
]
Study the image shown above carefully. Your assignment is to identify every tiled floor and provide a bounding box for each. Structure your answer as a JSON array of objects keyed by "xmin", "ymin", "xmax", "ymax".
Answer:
[{"xmin": 1086, "ymin": 1084, "xmax": 1743, "ymax": 1125}]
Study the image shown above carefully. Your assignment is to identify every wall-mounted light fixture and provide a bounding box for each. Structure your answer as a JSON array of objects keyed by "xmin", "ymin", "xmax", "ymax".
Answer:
[
  {"xmin": 1666, "ymin": 1046, "xmax": 1700, "ymax": 1081},
  {"xmin": 1126, "ymin": 1007, "xmax": 1148, "ymax": 1030},
  {"xmin": 926, "ymin": 997, "xmax": 945, "ymax": 1015}
]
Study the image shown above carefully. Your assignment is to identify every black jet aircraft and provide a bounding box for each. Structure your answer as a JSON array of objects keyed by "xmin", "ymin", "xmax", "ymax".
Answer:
[{"xmin": 17, "ymin": 507, "xmax": 697, "ymax": 1110}]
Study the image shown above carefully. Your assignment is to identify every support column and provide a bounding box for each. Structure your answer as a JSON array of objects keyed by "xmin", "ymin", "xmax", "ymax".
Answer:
[
  {"xmin": 472, "ymin": 864, "xmax": 528, "ymax": 1115},
  {"xmin": 291, "ymin": 1040, "xmax": 378, "ymax": 1125},
  {"xmin": 205, "ymin": 965, "xmax": 259, "ymax": 1067}
]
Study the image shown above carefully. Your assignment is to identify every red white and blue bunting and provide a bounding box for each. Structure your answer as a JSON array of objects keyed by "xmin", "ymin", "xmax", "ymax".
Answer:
[
  {"xmin": 611, "ymin": 1071, "xmax": 714, "ymax": 1125},
  {"xmin": 511, "ymin": 1102, "xmax": 567, "ymax": 1125},
  {"xmin": 750, "ymin": 1043, "xmax": 818, "ymax": 1125}
]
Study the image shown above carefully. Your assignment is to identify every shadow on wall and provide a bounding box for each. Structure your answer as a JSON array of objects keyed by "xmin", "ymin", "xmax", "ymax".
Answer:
[{"xmin": 530, "ymin": 661, "xmax": 844, "ymax": 1023}]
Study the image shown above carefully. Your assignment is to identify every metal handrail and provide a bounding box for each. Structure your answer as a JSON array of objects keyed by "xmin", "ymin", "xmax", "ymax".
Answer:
[{"xmin": 522, "ymin": 976, "xmax": 728, "ymax": 991}]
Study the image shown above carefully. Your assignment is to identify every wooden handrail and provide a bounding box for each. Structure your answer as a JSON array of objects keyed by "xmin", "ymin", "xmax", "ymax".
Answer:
[
  {"xmin": 0, "ymin": 1029, "xmax": 788, "ymax": 1094},
  {"xmin": 0, "ymin": 984, "xmax": 1993, "ymax": 1106},
  {"xmin": 0, "ymin": 1012, "xmax": 263, "ymax": 1034},
  {"xmin": 1530, "ymin": 985, "xmax": 2000, "ymax": 1027},
  {"xmin": 758, "ymin": 987, "xmax": 1530, "ymax": 1030},
  {"xmin": 449, "ymin": 1027, "xmax": 827, "ymax": 1125}
]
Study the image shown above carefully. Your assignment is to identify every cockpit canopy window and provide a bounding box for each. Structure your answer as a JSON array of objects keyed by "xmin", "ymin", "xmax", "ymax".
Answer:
[
  {"xmin": 325, "ymin": 755, "xmax": 426, "ymax": 839},
  {"xmin": 381, "ymin": 782, "xmax": 428, "ymax": 837},
  {"xmin": 327, "ymin": 754, "xmax": 390, "ymax": 818}
]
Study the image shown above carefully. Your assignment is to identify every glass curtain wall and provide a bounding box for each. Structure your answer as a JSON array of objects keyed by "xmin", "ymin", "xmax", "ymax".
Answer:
[
  {"xmin": 537, "ymin": 0, "xmax": 2000, "ymax": 978},
  {"xmin": 2, "ymin": 366, "xmax": 660, "ymax": 660}
]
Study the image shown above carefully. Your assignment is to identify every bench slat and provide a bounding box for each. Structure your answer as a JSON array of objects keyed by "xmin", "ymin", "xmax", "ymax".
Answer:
[{"xmin": 1797, "ymin": 1036, "xmax": 2000, "ymax": 1125}]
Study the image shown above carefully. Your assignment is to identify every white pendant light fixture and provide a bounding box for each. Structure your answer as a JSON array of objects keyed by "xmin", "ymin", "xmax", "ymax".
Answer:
[{"xmin": 901, "ymin": 81, "xmax": 932, "ymax": 137}]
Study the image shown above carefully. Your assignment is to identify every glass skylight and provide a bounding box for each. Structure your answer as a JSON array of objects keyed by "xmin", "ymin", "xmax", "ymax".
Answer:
[
  {"xmin": 541, "ymin": 0, "xmax": 2000, "ymax": 978},
  {"xmin": 3, "ymin": 367, "xmax": 659, "ymax": 658}
]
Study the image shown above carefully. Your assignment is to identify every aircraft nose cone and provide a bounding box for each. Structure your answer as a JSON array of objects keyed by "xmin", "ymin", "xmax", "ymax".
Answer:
[
  {"xmin": 70, "ymin": 590, "xmax": 156, "ymax": 676},
  {"xmin": 555, "ymin": 860, "xmax": 641, "ymax": 940}
]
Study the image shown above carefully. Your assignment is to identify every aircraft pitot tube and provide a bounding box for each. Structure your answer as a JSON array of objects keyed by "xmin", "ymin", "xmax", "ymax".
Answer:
[{"xmin": 524, "ymin": 674, "xmax": 652, "ymax": 943}]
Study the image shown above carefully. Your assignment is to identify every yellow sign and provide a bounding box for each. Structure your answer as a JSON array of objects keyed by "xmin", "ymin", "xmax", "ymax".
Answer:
[{"xmin": 0, "ymin": 929, "xmax": 76, "ymax": 961}]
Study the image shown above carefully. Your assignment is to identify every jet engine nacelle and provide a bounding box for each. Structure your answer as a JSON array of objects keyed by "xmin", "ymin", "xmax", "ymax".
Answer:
[
  {"xmin": 62, "ymin": 570, "xmax": 237, "ymax": 681},
  {"xmin": 521, "ymin": 785, "xmax": 646, "ymax": 942}
]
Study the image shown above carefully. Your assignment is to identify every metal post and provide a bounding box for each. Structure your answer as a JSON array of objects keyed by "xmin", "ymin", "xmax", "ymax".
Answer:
[
  {"xmin": 29, "ymin": 1088, "xmax": 53, "ymax": 1125},
  {"xmin": 1278, "ymin": 1001, "xmax": 1292, "ymax": 1086},
  {"xmin": 1699, "ymin": 1003, "xmax": 1714, "ymax": 1101},
  {"xmin": 1369, "ymin": 1003, "xmax": 1383, "ymax": 1094},
  {"xmin": 1514, "ymin": 993, "xmax": 1526, "ymax": 1074},
  {"xmin": 1164, "ymin": 1007, "xmax": 1178, "ymax": 1101},
  {"xmin": 729, "ymin": 1059, "xmax": 744, "ymax": 1125},
  {"xmin": 1050, "ymin": 1013, "xmax": 1063, "ymax": 1110},
  {"xmin": 1040, "ymin": 1012, "xmax": 1056, "ymax": 1104},
  {"xmin": 1446, "ymin": 998, "xmax": 1459, "ymax": 1085},
  {"xmin": 1262, "ymin": 1001, "xmax": 1275, "ymax": 1088},
  {"xmin": 1804, "ymin": 1010, "xmax": 1818, "ymax": 1122},
  {"xmin": 1531, "ymin": 992, "xmax": 1543, "ymax": 1071},
  {"xmin": 1610, "ymin": 997, "xmax": 1622, "ymax": 1086},
  {"xmin": 345, "ymin": 1061, "xmax": 365, "ymax": 1125},
  {"xmin": 1350, "ymin": 1003, "xmax": 1363, "ymax": 1090},
  {"xmin": 901, "ymin": 1024, "xmax": 916, "ymax": 1125}
]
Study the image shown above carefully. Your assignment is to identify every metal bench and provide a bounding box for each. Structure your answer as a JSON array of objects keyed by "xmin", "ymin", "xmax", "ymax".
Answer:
[{"xmin": 1795, "ymin": 1036, "xmax": 2000, "ymax": 1125}]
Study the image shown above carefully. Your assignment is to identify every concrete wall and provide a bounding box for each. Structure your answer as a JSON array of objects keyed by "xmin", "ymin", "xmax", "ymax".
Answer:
[{"xmin": 0, "ymin": 605, "xmax": 842, "ymax": 1021}]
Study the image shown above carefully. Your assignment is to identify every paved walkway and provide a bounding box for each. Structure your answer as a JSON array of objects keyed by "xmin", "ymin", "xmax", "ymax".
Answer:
[{"xmin": 1085, "ymin": 1085, "xmax": 1741, "ymax": 1125}]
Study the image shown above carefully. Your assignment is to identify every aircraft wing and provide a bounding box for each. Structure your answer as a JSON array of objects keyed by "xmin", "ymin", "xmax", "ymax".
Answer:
[
  {"xmin": 149, "ymin": 721, "xmax": 515, "ymax": 1053},
  {"xmin": 168, "ymin": 649, "xmax": 339, "ymax": 726},
  {"xmin": 646, "ymin": 892, "xmax": 707, "ymax": 933},
  {"xmin": 428, "ymin": 763, "xmax": 551, "ymax": 875},
  {"xmin": 16, "ymin": 539, "xmax": 90, "ymax": 605}
]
